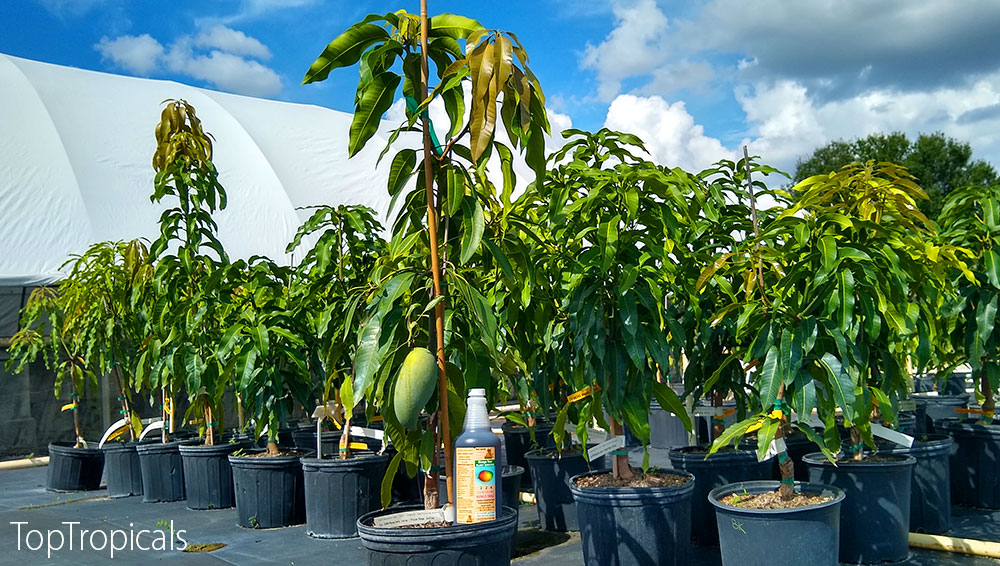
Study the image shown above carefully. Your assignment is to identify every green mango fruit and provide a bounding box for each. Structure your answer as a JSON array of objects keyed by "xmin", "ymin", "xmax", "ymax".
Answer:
[{"xmin": 393, "ymin": 347, "xmax": 439, "ymax": 429}]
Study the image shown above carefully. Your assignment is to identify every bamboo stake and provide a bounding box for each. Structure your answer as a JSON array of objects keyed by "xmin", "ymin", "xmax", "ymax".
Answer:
[{"xmin": 420, "ymin": 0, "xmax": 453, "ymax": 509}]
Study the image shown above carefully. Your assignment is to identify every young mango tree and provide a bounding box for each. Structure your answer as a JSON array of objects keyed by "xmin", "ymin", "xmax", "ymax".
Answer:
[
  {"xmin": 528, "ymin": 129, "xmax": 692, "ymax": 479},
  {"xmin": 285, "ymin": 204, "xmax": 386, "ymax": 457},
  {"xmin": 140, "ymin": 99, "xmax": 232, "ymax": 445},
  {"xmin": 303, "ymin": 6, "xmax": 549, "ymax": 510},
  {"xmin": 939, "ymin": 183, "xmax": 1000, "ymax": 423},
  {"xmin": 708, "ymin": 161, "xmax": 969, "ymax": 495}
]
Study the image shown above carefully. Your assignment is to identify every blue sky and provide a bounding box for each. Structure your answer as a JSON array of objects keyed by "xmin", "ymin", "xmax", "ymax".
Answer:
[{"xmin": 4, "ymin": 0, "xmax": 1000, "ymax": 174}]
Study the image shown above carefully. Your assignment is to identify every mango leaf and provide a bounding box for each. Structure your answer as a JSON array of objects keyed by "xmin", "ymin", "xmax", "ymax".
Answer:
[
  {"xmin": 817, "ymin": 353, "xmax": 856, "ymax": 423},
  {"xmin": 707, "ymin": 416, "xmax": 759, "ymax": 455},
  {"xmin": 756, "ymin": 417, "xmax": 779, "ymax": 462},
  {"xmin": 758, "ymin": 345, "xmax": 782, "ymax": 411},
  {"xmin": 653, "ymin": 381, "xmax": 691, "ymax": 432},
  {"xmin": 986, "ymin": 249, "xmax": 1000, "ymax": 289},
  {"xmin": 348, "ymin": 72, "xmax": 400, "ymax": 157},
  {"xmin": 428, "ymin": 14, "xmax": 483, "ymax": 39},
  {"xmin": 459, "ymin": 198, "xmax": 485, "ymax": 264},
  {"xmin": 387, "ymin": 149, "xmax": 416, "ymax": 196},
  {"xmin": 303, "ymin": 24, "xmax": 390, "ymax": 84},
  {"xmin": 380, "ymin": 450, "xmax": 404, "ymax": 508}
]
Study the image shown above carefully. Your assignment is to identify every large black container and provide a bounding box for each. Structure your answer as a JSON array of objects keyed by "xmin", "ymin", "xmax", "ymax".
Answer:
[
  {"xmin": 230, "ymin": 450, "xmax": 307, "ymax": 528},
  {"xmin": 302, "ymin": 453, "xmax": 388, "ymax": 539},
  {"xmin": 569, "ymin": 469, "xmax": 694, "ymax": 566},
  {"xmin": 179, "ymin": 441, "xmax": 245, "ymax": 510},
  {"xmin": 136, "ymin": 440, "xmax": 187, "ymax": 502},
  {"xmin": 804, "ymin": 452, "xmax": 915, "ymax": 563},
  {"xmin": 914, "ymin": 393, "xmax": 967, "ymax": 433},
  {"xmin": 525, "ymin": 448, "xmax": 592, "ymax": 532},
  {"xmin": 47, "ymin": 442, "xmax": 105, "ymax": 492},
  {"xmin": 102, "ymin": 442, "xmax": 142, "ymax": 498},
  {"xmin": 291, "ymin": 428, "xmax": 343, "ymax": 456},
  {"xmin": 668, "ymin": 446, "xmax": 772, "ymax": 545},
  {"xmin": 877, "ymin": 434, "xmax": 953, "ymax": 533},
  {"xmin": 649, "ymin": 401, "xmax": 689, "ymax": 449},
  {"xmin": 710, "ymin": 481, "xmax": 844, "ymax": 566},
  {"xmin": 502, "ymin": 420, "xmax": 555, "ymax": 491},
  {"xmin": 357, "ymin": 505, "xmax": 518, "ymax": 566},
  {"xmin": 942, "ymin": 418, "xmax": 1000, "ymax": 509}
]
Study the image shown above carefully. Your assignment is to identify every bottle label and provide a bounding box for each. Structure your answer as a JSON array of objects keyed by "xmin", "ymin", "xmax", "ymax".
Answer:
[{"xmin": 455, "ymin": 446, "xmax": 497, "ymax": 523}]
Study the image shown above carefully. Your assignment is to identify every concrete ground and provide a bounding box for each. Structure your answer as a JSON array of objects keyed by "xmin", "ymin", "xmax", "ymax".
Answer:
[{"xmin": 0, "ymin": 447, "xmax": 997, "ymax": 565}]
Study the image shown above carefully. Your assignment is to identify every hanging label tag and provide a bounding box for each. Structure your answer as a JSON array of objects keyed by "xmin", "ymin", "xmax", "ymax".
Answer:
[
  {"xmin": 900, "ymin": 399, "xmax": 916, "ymax": 412},
  {"xmin": 372, "ymin": 508, "xmax": 446, "ymax": 528},
  {"xmin": 350, "ymin": 426, "xmax": 385, "ymax": 440},
  {"xmin": 764, "ymin": 437, "xmax": 787, "ymax": 460},
  {"xmin": 587, "ymin": 436, "xmax": 626, "ymax": 462},
  {"xmin": 563, "ymin": 422, "xmax": 609, "ymax": 443},
  {"xmin": 693, "ymin": 406, "xmax": 736, "ymax": 418},
  {"xmin": 871, "ymin": 423, "xmax": 914, "ymax": 447},
  {"xmin": 568, "ymin": 385, "xmax": 600, "ymax": 403},
  {"xmin": 61, "ymin": 402, "xmax": 78, "ymax": 412}
]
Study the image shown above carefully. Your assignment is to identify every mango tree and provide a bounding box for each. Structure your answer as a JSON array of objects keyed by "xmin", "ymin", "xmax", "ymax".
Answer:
[
  {"xmin": 525, "ymin": 129, "xmax": 692, "ymax": 479},
  {"xmin": 938, "ymin": 183, "xmax": 1000, "ymax": 423},
  {"xmin": 141, "ymin": 100, "xmax": 232, "ymax": 445},
  {"xmin": 303, "ymin": 6, "xmax": 550, "ymax": 508},
  {"xmin": 708, "ymin": 162, "xmax": 969, "ymax": 498}
]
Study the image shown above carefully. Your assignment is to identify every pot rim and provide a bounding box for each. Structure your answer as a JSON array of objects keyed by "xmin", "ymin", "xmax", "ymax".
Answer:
[
  {"xmin": 568, "ymin": 468, "xmax": 695, "ymax": 500},
  {"xmin": 709, "ymin": 480, "xmax": 845, "ymax": 516},
  {"xmin": 356, "ymin": 504, "xmax": 517, "ymax": 540},
  {"xmin": 48, "ymin": 441, "xmax": 104, "ymax": 455},
  {"xmin": 802, "ymin": 451, "xmax": 916, "ymax": 468}
]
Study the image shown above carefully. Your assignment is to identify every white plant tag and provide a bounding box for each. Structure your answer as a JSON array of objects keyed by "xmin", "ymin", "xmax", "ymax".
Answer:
[
  {"xmin": 900, "ymin": 399, "xmax": 916, "ymax": 412},
  {"xmin": 350, "ymin": 426, "xmax": 385, "ymax": 440},
  {"xmin": 311, "ymin": 401, "xmax": 337, "ymax": 419},
  {"xmin": 693, "ymin": 406, "xmax": 725, "ymax": 417},
  {"xmin": 764, "ymin": 437, "xmax": 787, "ymax": 460},
  {"xmin": 372, "ymin": 508, "xmax": 446, "ymax": 528},
  {"xmin": 871, "ymin": 423, "xmax": 914, "ymax": 447},
  {"xmin": 564, "ymin": 422, "xmax": 609, "ymax": 443},
  {"xmin": 587, "ymin": 436, "xmax": 626, "ymax": 462}
]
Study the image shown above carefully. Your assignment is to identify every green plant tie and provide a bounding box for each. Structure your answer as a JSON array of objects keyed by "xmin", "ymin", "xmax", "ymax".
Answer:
[
  {"xmin": 403, "ymin": 96, "xmax": 444, "ymax": 156},
  {"xmin": 428, "ymin": 465, "xmax": 444, "ymax": 474},
  {"xmin": 117, "ymin": 397, "xmax": 125, "ymax": 401},
  {"xmin": 610, "ymin": 450, "xmax": 630, "ymax": 456},
  {"xmin": 773, "ymin": 399, "xmax": 787, "ymax": 413},
  {"xmin": 777, "ymin": 453, "xmax": 789, "ymax": 464},
  {"xmin": 847, "ymin": 443, "xmax": 864, "ymax": 453},
  {"xmin": 711, "ymin": 416, "xmax": 726, "ymax": 424},
  {"xmin": 119, "ymin": 410, "xmax": 128, "ymax": 414},
  {"xmin": 69, "ymin": 392, "xmax": 78, "ymax": 397},
  {"xmin": 781, "ymin": 478, "xmax": 795, "ymax": 486}
]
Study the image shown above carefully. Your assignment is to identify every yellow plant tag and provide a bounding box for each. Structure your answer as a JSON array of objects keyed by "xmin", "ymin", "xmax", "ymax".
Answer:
[
  {"xmin": 189, "ymin": 418, "xmax": 205, "ymax": 425},
  {"xmin": 106, "ymin": 425, "xmax": 130, "ymax": 442},
  {"xmin": 955, "ymin": 408, "xmax": 995, "ymax": 418},
  {"xmin": 349, "ymin": 442, "xmax": 368, "ymax": 450},
  {"xmin": 163, "ymin": 398, "xmax": 173, "ymax": 415},
  {"xmin": 61, "ymin": 402, "xmax": 77, "ymax": 412},
  {"xmin": 568, "ymin": 385, "xmax": 601, "ymax": 403}
]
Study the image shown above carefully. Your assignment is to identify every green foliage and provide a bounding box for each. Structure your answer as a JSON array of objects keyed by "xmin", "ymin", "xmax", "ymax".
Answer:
[
  {"xmin": 141, "ymin": 100, "xmax": 232, "ymax": 443},
  {"xmin": 708, "ymin": 161, "xmax": 969, "ymax": 459},
  {"xmin": 794, "ymin": 132, "xmax": 998, "ymax": 221}
]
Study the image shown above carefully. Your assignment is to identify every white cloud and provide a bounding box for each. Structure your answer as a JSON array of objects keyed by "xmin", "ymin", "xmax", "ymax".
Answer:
[
  {"xmin": 194, "ymin": 25, "xmax": 272, "ymax": 60},
  {"xmin": 603, "ymin": 94, "xmax": 734, "ymax": 171},
  {"xmin": 581, "ymin": 0, "xmax": 671, "ymax": 101},
  {"xmin": 94, "ymin": 26, "xmax": 282, "ymax": 98},
  {"xmin": 95, "ymin": 34, "xmax": 164, "ymax": 76}
]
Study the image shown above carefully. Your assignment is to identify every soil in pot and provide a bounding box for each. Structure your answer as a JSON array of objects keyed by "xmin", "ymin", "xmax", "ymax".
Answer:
[
  {"xmin": 179, "ymin": 441, "xmax": 247, "ymax": 510},
  {"xmin": 357, "ymin": 504, "xmax": 518, "ymax": 566},
  {"xmin": 804, "ymin": 452, "xmax": 915, "ymax": 564},
  {"xmin": 136, "ymin": 440, "xmax": 188, "ymax": 502},
  {"xmin": 302, "ymin": 452, "xmax": 388, "ymax": 539},
  {"xmin": 569, "ymin": 469, "xmax": 694, "ymax": 566},
  {"xmin": 942, "ymin": 418, "xmax": 1000, "ymax": 509},
  {"xmin": 102, "ymin": 441, "xmax": 142, "ymax": 498},
  {"xmin": 502, "ymin": 420, "xmax": 555, "ymax": 491},
  {"xmin": 877, "ymin": 434, "xmax": 953, "ymax": 533},
  {"xmin": 710, "ymin": 481, "xmax": 844, "ymax": 566},
  {"xmin": 47, "ymin": 442, "xmax": 105, "ymax": 492},
  {"xmin": 230, "ymin": 449, "xmax": 308, "ymax": 528},
  {"xmin": 525, "ymin": 446, "xmax": 604, "ymax": 532},
  {"xmin": 668, "ymin": 445, "xmax": 771, "ymax": 546}
]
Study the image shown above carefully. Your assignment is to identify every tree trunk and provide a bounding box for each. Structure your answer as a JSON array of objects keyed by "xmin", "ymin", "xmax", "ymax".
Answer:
[
  {"xmin": 982, "ymin": 373, "xmax": 995, "ymax": 424},
  {"xmin": 610, "ymin": 418, "xmax": 635, "ymax": 480},
  {"xmin": 204, "ymin": 403, "xmax": 214, "ymax": 446},
  {"xmin": 72, "ymin": 382, "xmax": 83, "ymax": 449},
  {"xmin": 711, "ymin": 390, "xmax": 725, "ymax": 441},
  {"xmin": 849, "ymin": 426, "xmax": 863, "ymax": 462},
  {"xmin": 161, "ymin": 388, "xmax": 170, "ymax": 443}
]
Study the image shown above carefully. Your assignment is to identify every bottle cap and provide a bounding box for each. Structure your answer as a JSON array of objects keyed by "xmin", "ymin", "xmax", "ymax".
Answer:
[{"xmin": 469, "ymin": 388, "xmax": 486, "ymax": 398}]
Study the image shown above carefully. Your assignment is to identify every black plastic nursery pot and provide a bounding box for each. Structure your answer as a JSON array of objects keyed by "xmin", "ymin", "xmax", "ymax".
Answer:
[
  {"xmin": 709, "ymin": 480, "xmax": 845, "ymax": 566},
  {"xmin": 668, "ymin": 446, "xmax": 772, "ymax": 545},
  {"xmin": 47, "ymin": 442, "xmax": 105, "ymax": 492},
  {"xmin": 230, "ymin": 449, "xmax": 307, "ymax": 528},
  {"xmin": 102, "ymin": 441, "xmax": 143, "ymax": 498},
  {"xmin": 525, "ymin": 448, "xmax": 600, "ymax": 532},
  {"xmin": 357, "ymin": 505, "xmax": 518, "ymax": 566},
  {"xmin": 804, "ymin": 452, "xmax": 916, "ymax": 564},
  {"xmin": 179, "ymin": 441, "xmax": 247, "ymax": 510},
  {"xmin": 914, "ymin": 393, "xmax": 967, "ymax": 433},
  {"xmin": 877, "ymin": 434, "xmax": 953, "ymax": 533},
  {"xmin": 942, "ymin": 418, "xmax": 1000, "ymax": 509},
  {"xmin": 291, "ymin": 428, "xmax": 343, "ymax": 455},
  {"xmin": 301, "ymin": 452, "xmax": 388, "ymax": 539},
  {"xmin": 568, "ymin": 469, "xmax": 694, "ymax": 566},
  {"xmin": 136, "ymin": 440, "xmax": 187, "ymax": 502},
  {"xmin": 502, "ymin": 420, "xmax": 555, "ymax": 491}
]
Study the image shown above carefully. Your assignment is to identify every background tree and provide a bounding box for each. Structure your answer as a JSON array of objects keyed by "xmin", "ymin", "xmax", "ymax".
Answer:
[{"xmin": 794, "ymin": 132, "xmax": 997, "ymax": 221}]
